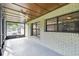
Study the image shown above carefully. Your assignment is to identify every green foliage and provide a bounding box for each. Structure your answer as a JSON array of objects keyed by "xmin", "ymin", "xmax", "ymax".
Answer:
[{"xmin": 7, "ymin": 22, "xmax": 19, "ymax": 31}]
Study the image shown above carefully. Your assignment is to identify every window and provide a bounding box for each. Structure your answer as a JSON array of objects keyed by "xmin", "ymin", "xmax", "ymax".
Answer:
[
  {"xmin": 58, "ymin": 11, "xmax": 79, "ymax": 32},
  {"xmin": 45, "ymin": 11, "xmax": 79, "ymax": 33},
  {"xmin": 36, "ymin": 22, "xmax": 40, "ymax": 36},
  {"xmin": 7, "ymin": 22, "xmax": 25, "ymax": 36},
  {"xmin": 31, "ymin": 22, "xmax": 40, "ymax": 36},
  {"xmin": 46, "ymin": 18, "xmax": 57, "ymax": 32}
]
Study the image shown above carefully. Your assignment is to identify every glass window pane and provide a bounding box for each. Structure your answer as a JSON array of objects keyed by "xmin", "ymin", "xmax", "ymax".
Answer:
[
  {"xmin": 46, "ymin": 18, "xmax": 57, "ymax": 31},
  {"xmin": 58, "ymin": 12, "xmax": 79, "ymax": 32},
  {"xmin": 7, "ymin": 22, "xmax": 24, "ymax": 36},
  {"xmin": 47, "ymin": 18, "xmax": 57, "ymax": 25},
  {"xmin": 31, "ymin": 22, "xmax": 40, "ymax": 36}
]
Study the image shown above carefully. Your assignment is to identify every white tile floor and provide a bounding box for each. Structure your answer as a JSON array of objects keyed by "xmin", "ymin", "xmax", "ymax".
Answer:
[{"xmin": 3, "ymin": 37, "xmax": 62, "ymax": 56}]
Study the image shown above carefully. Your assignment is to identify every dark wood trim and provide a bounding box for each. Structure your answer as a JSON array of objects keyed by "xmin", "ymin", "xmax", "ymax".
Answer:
[
  {"xmin": 46, "ymin": 17, "xmax": 58, "ymax": 32},
  {"xmin": 31, "ymin": 23, "xmax": 33, "ymax": 36},
  {"xmin": 31, "ymin": 21, "xmax": 40, "ymax": 36},
  {"xmin": 44, "ymin": 19, "xmax": 47, "ymax": 32},
  {"xmin": 46, "ymin": 24, "xmax": 57, "ymax": 26},
  {"xmin": 0, "ymin": 49, "xmax": 2, "ymax": 56},
  {"xmin": 35, "ymin": 23, "xmax": 37, "ymax": 36},
  {"xmin": 27, "ymin": 3, "xmax": 68, "ymax": 22},
  {"xmin": 57, "ymin": 17, "xmax": 59, "ymax": 31},
  {"xmin": 24, "ymin": 22, "xmax": 26, "ymax": 37}
]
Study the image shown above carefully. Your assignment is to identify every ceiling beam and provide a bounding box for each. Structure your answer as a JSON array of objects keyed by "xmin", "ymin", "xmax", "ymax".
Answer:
[
  {"xmin": 3, "ymin": 6, "xmax": 24, "ymax": 14},
  {"xmin": 12, "ymin": 3, "xmax": 41, "ymax": 14},
  {"xmin": 2, "ymin": 6, "xmax": 36, "ymax": 17},
  {"xmin": 6, "ymin": 21, "xmax": 25, "ymax": 23},
  {"xmin": 4, "ymin": 11, "xmax": 21, "ymax": 16},
  {"xmin": 4, "ymin": 11, "xmax": 30, "ymax": 19},
  {"xmin": 4, "ymin": 13, "xmax": 20, "ymax": 18}
]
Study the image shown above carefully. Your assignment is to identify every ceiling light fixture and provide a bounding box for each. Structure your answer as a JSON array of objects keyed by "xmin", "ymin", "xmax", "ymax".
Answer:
[{"xmin": 67, "ymin": 16, "xmax": 72, "ymax": 19}]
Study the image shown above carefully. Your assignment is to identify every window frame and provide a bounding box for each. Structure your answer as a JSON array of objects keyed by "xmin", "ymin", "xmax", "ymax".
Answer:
[
  {"xmin": 31, "ymin": 21, "xmax": 40, "ymax": 36},
  {"xmin": 6, "ymin": 21, "xmax": 25, "ymax": 37},
  {"xmin": 45, "ymin": 11, "xmax": 79, "ymax": 33},
  {"xmin": 45, "ymin": 17, "xmax": 58, "ymax": 32}
]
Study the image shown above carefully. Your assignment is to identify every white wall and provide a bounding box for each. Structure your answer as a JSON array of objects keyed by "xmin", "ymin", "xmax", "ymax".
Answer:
[{"xmin": 27, "ymin": 4, "xmax": 79, "ymax": 56}]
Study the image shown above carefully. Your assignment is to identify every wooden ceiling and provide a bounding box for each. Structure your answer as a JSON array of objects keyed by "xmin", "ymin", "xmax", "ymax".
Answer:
[
  {"xmin": 20, "ymin": 3, "xmax": 67, "ymax": 21},
  {"xmin": 2, "ymin": 3, "xmax": 68, "ymax": 22}
]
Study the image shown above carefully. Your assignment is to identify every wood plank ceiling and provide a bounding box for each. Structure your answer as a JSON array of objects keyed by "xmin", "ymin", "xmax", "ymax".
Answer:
[
  {"xmin": 15, "ymin": 3, "xmax": 68, "ymax": 21},
  {"xmin": 2, "ymin": 3, "xmax": 67, "ymax": 22}
]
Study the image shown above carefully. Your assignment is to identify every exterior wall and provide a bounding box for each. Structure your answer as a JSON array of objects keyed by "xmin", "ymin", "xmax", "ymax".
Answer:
[{"xmin": 27, "ymin": 4, "xmax": 79, "ymax": 55}]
